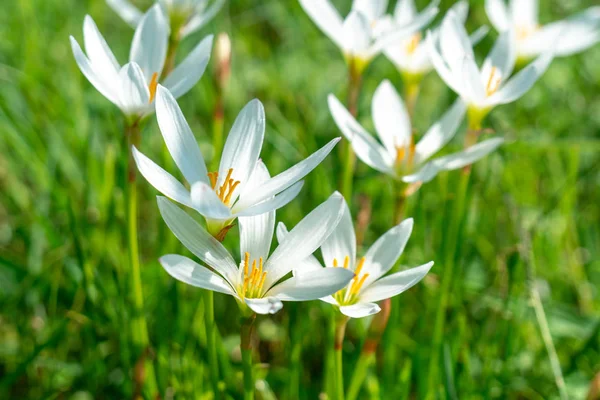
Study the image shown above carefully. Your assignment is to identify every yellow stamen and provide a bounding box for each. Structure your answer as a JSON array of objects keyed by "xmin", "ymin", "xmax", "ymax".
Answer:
[
  {"xmin": 244, "ymin": 252, "xmax": 249, "ymax": 276},
  {"xmin": 206, "ymin": 167, "xmax": 241, "ymax": 206},
  {"xmin": 208, "ymin": 172, "xmax": 218, "ymax": 189},
  {"xmin": 485, "ymin": 67, "xmax": 502, "ymax": 97},
  {"xmin": 343, "ymin": 256, "xmax": 349, "ymax": 269},
  {"xmin": 333, "ymin": 258, "xmax": 338, "ymax": 267},
  {"xmin": 351, "ymin": 273, "xmax": 369, "ymax": 296},
  {"xmin": 148, "ymin": 72, "xmax": 159, "ymax": 103},
  {"xmin": 239, "ymin": 253, "xmax": 269, "ymax": 299},
  {"xmin": 395, "ymin": 136, "xmax": 416, "ymax": 167},
  {"xmin": 517, "ymin": 24, "xmax": 539, "ymax": 40},
  {"xmin": 354, "ymin": 257, "xmax": 366, "ymax": 277},
  {"xmin": 242, "ymin": 277, "xmax": 249, "ymax": 299},
  {"xmin": 405, "ymin": 33, "xmax": 422, "ymax": 55}
]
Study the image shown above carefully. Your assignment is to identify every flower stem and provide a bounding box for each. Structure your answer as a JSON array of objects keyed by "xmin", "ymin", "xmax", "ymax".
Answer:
[
  {"xmin": 334, "ymin": 315, "xmax": 349, "ymax": 400},
  {"xmin": 402, "ymin": 75, "xmax": 421, "ymax": 120},
  {"xmin": 204, "ymin": 291, "xmax": 221, "ymax": 398},
  {"xmin": 126, "ymin": 120, "xmax": 158, "ymax": 397},
  {"xmin": 241, "ymin": 314, "xmax": 256, "ymax": 400},
  {"xmin": 341, "ymin": 57, "xmax": 363, "ymax": 206},
  {"xmin": 394, "ymin": 182, "xmax": 408, "ymax": 224}
]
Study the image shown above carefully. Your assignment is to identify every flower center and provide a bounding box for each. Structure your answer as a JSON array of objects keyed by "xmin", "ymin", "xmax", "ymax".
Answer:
[
  {"xmin": 395, "ymin": 135, "xmax": 416, "ymax": 170},
  {"xmin": 332, "ymin": 256, "xmax": 369, "ymax": 305},
  {"xmin": 516, "ymin": 24, "xmax": 539, "ymax": 41},
  {"xmin": 404, "ymin": 33, "xmax": 421, "ymax": 55},
  {"xmin": 485, "ymin": 67, "xmax": 502, "ymax": 97},
  {"xmin": 207, "ymin": 168, "xmax": 241, "ymax": 206},
  {"xmin": 239, "ymin": 252, "xmax": 267, "ymax": 299},
  {"xmin": 148, "ymin": 72, "xmax": 159, "ymax": 103}
]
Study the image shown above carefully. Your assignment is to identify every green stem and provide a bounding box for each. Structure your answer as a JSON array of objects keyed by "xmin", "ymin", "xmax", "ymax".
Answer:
[
  {"xmin": 288, "ymin": 304, "xmax": 301, "ymax": 400},
  {"xmin": 394, "ymin": 182, "xmax": 408, "ymax": 224},
  {"xmin": 334, "ymin": 316, "xmax": 349, "ymax": 400},
  {"xmin": 241, "ymin": 314, "xmax": 256, "ymax": 400},
  {"xmin": 403, "ymin": 76, "xmax": 421, "ymax": 120},
  {"xmin": 204, "ymin": 291, "xmax": 220, "ymax": 398},
  {"xmin": 126, "ymin": 120, "xmax": 158, "ymax": 397},
  {"xmin": 346, "ymin": 352, "xmax": 374, "ymax": 400}
]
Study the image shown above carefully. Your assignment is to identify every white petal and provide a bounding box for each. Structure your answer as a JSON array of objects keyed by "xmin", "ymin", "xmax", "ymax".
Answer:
[
  {"xmin": 129, "ymin": 4, "xmax": 168, "ymax": 81},
  {"xmin": 352, "ymin": 0, "xmax": 388, "ymax": 22},
  {"xmin": 157, "ymin": 196, "xmax": 239, "ymax": 284},
  {"xmin": 234, "ymin": 181, "xmax": 304, "ymax": 217},
  {"xmin": 118, "ymin": 62, "xmax": 150, "ymax": 115},
  {"xmin": 218, "ymin": 99, "xmax": 265, "ymax": 204},
  {"xmin": 180, "ymin": 0, "xmax": 225, "ymax": 37},
  {"xmin": 481, "ymin": 29, "xmax": 516, "ymax": 82},
  {"xmin": 488, "ymin": 52, "xmax": 552, "ymax": 106},
  {"xmin": 440, "ymin": 10, "xmax": 474, "ymax": 73},
  {"xmin": 362, "ymin": 218, "xmax": 414, "ymax": 287},
  {"xmin": 163, "ymin": 35, "xmax": 213, "ymax": 98},
  {"xmin": 264, "ymin": 192, "xmax": 345, "ymax": 289},
  {"xmin": 190, "ymin": 181, "xmax": 232, "ymax": 219},
  {"xmin": 83, "ymin": 16, "xmax": 121, "ymax": 84},
  {"xmin": 372, "ymin": 80, "xmax": 412, "ymax": 155},
  {"xmin": 107, "ymin": 0, "xmax": 143, "ymax": 28},
  {"xmin": 484, "ymin": 0, "xmax": 510, "ymax": 31},
  {"xmin": 233, "ymin": 138, "xmax": 341, "ymax": 212},
  {"xmin": 415, "ymin": 99, "xmax": 466, "ymax": 163},
  {"xmin": 321, "ymin": 295, "xmax": 339, "ymax": 305},
  {"xmin": 393, "ymin": 0, "xmax": 417, "ymax": 26},
  {"xmin": 276, "ymin": 222, "xmax": 324, "ymax": 273},
  {"xmin": 266, "ymin": 267, "xmax": 354, "ymax": 301},
  {"xmin": 469, "ymin": 26, "xmax": 490, "ymax": 46},
  {"xmin": 510, "ymin": 0, "xmax": 538, "ymax": 28},
  {"xmin": 426, "ymin": 31, "xmax": 464, "ymax": 97},
  {"xmin": 245, "ymin": 297, "xmax": 283, "ymax": 315},
  {"xmin": 155, "ymin": 85, "xmax": 209, "ymax": 185},
  {"xmin": 342, "ymin": 11, "xmax": 372, "ymax": 56},
  {"xmin": 339, "ymin": 302, "xmax": 381, "ymax": 318},
  {"xmin": 70, "ymin": 36, "xmax": 120, "ymax": 106},
  {"xmin": 321, "ymin": 198, "xmax": 356, "ymax": 269},
  {"xmin": 461, "ymin": 56, "xmax": 486, "ymax": 106},
  {"xmin": 449, "ymin": 0, "xmax": 469, "ymax": 24},
  {"xmin": 132, "ymin": 146, "xmax": 193, "ymax": 207},
  {"xmin": 359, "ymin": 262, "xmax": 433, "ymax": 303},
  {"xmin": 239, "ymin": 162, "xmax": 274, "ymax": 262},
  {"xmin": 404, "ymin": 137, "xmax": 504, "ymax": 183},
  {"xmin": 160, "ymin": 254, "xmax": 236, "ymax": 296},
  {"xmin": 328, "ymin": 94, "xmax": 394, "ymax": 174},
  {"xmin": 299, "ymin": 0, "xmax": 345, "ymax": 48}
]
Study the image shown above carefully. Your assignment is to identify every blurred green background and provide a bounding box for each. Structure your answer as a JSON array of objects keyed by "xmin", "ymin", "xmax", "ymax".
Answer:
[{"xmin": 1, "ymin": 0, "xmax": 599, "ymax": 398}]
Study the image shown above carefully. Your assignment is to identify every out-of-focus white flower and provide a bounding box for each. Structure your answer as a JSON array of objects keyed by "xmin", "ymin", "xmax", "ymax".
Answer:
[
  {"xmin": 158, "ymin": 192, "xmax": 355, "ymax": 315},
  {"xmin": 427, "ymin": 10, "xmax": 553, "ymax": 122},
  {"xmin": 299, "ymin": 0, "xmax": 439, "ymax": 71},
  {"xmin": 107, "ymin": 0, "xmax": 225, "ymax": 39},
  {"xmin": 384, "ymin": 0, "xmax": 488, "ymax": 78},
  {"xmin": 328, "ymin": 80, "xmax": 503, "ymax": 184},
  {"xmin": 277, "ymin": 197, "xmax": 432, "ymax": 319},
  {"xmin": 133, "ymin": 86, "xmax": 340, "ymax": 239},
  {"xmin": 70, "ymin": 5, "xmax": 212, "ymax": 119},
  {"xmin": 485, "ymin": 0, "xmax": 600, "ymax": 59}
]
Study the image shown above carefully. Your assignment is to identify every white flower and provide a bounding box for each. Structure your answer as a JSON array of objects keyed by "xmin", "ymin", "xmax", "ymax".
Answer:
[
  {"xmin": 299, "ymin": 0, "xmax": 439, "ymax": 66},
  {"xmin": 427, "ymin": 10, "xmax": 553, "ymax": 116},
  {"xmin": 328, "ymin": 80, "xmax": 504, "ymax": 184},
  {"xmin": 485, "ymin": 0, "xmax": 600, "ymax": 59},
  {"xmin": 70, "ymin": 5, "xmax": 212, "ymax": 119},
  {"xmin": 133, "ymin": 85, "xmax": 340, "ymax": 238},
  {"xmin": 157, "ymin": 192, "xmax": 355, "ymax": 315},
  {"xmin": 107, "ymin": 0, "xmax": 225, "ymax": 38},
  {"xmin": 277, "ymin": 197, "xmax": 432, "ymax": 319},
  {"xmin": 383, "ymin": 1, "xmax": 488, "ymax": 77}
]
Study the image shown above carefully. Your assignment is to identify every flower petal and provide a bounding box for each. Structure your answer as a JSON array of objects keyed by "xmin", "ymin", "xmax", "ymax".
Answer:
[
  {"xmin": 276, "ymin": 222, "xmax": 324, "ymax": 273},
  {"xmin": 83, "ymin": 16, "xmax": 121, "ymax": 84},
  {"xmin": 461, "ymin": 56, "xmax": 486, "ymax": 105},
  {"xmin": 393, "ymin": 0, "xmax": 417, "ymax": 26},
  {"xmin": 218, "ymin": 99, "xmax": 265, "ymax": 204},
  {"xmin": 233, "ymin": 138, "xmax": 341, "ymax": 212},
  {"xmin": 245, "ymin": 297, "xmax": 283, "ymax": 315},
  {"xmin": 339, "ymin": 302, "xmax": 381, "ymax": 318},
  {"xmin": 163, "ymin": 35, "xmax": 213, "ymax": 98},
  {"xmin": 107, "ymin": 0, "xmax": 143, "ymax": 28},
  {"xmin": 264, "ymin": 192, "xmax": 345, "ymax": 290},
  {"xmin": 359, "ymin": 262, "xmax": 433, "ymax": 303},
  {"xmin": 181, "ymin": 0, "xmax": 225, "ymax": 37},
  {"xmin": 372, "ymin": 80, "xmax": 412, "ymax": 155},
  {"xmin": 484, "ymin": 0, "xmax": 510, "ymax": 31},
  {"xmin": 118, "ymin": 62, "xmax": 150, "ymax": 115},
  {"xmin": 328, "ymin": 94, "xmax": 394, "ymax": 174},
  {"xmin": 362, "ymin": 218, "xmax": 414, "ymax": 287},
  {"xmin": 415, "ymin": 99, "xmax": 466, "ymax": 163},
  {"xmin": 129, "ymin": 4, "xmax": 168, "ymax": 81},
  {"xmin": 510, "ymin": 0, "xmax": 538, "ymax": 29},
  {"xmin": 234, "ymin": 181, "xmax": 304, "ymax": 218},
  {"xmin": 426, "ymin": 31, "xmax": 464, "ymax": 97},
  {"xmin": 299, "ymin": 0, "xmax": 345, "ymax": 49},
  {"xmin": 160, "ymin": 254, "xmax": 236, "ymax": 296},
  {"xmin": 157, "ymin": 196, "xmax": 239, "ymax": 284},
  {"xmin": 190, "ymin": 181, "xmax": 232, "ymax": 219},
  {"xmin": 155, "ymin": 85, "xmax": 209, "ymax": 185},
  {"xmin": 352, "ymin": 0, "xmax": 388, "ymax": 22},
  {"xmin": 321, "ymin": 197, "xmax": 356, "ymax": 269},
  {"xmin": 266, "ymin": 267, "xmax": 354, "ymax": 301},
  {"xmin": 132, "ymin": 146, "xmax": 193, "ymax": 207},
  {"xmin": 440, "ymin": 10, "xmax": 474, "ymax": 73},
  {"xmin": 342, "ymin": 10, "xmax": 372, "ymax": 56},
  {"xmin": 481, "ymin": 29, "xmax": 516, "ymax": 83}
]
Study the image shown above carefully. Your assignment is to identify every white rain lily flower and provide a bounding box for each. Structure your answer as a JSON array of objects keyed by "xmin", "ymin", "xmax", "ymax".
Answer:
[
  {"xmin": 427, "ymin": 10, "xmax": 553, "ymax": 123},
  {"xmin": 70, "ymin": 5, "xmax": 212, "ymax": 119},
  {"xmin": 107, "ymin": 0, "xmax": 225, "ymax": 39},
  {"xmin": 485, "ymin": 0, "xmax": 600, "ymax": 60},
  {"xmin": 299, "ymin": 0, "xmax": 439, "ymax": 70},
  {"xmin": 277, "ymin": 197, "xmax": 432, "ymax": 319},
  {"xmin": 328, "ymin": 80, "xmax": 504, "ymax": 184},
  {"xmin": 133, "ymin": 85, "xmax": 340, "ymax": 239},
  {"xmin": 384, "ymin": 1, "xmax": 488, "ymax": 78},
  {"xmin": 158, "ymin": 191, "xmax": 355, "ymax": 315}
]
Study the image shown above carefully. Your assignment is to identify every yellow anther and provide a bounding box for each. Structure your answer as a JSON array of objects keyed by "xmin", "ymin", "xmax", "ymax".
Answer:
[
  {"xmin": 354, "ymin": 257, "xmax": 366, "ymax": 276},
  {"xmin": 148, "ymin": 72, "xmax": 159, "ymax": 103},
  {"xmin": 351, "ymin": 273, "xmax": 369, "ymax": 296},
  {"xmin": 333, "ymin": 258, "xmax": 338, "ymax": 267},
  {"xmin": 244, "ymin": 252, "xmax": 250, "ymax": 276},
  {"xmin": 485, "ymin": 67, "xmax": 502, "ymax": 97},
  {"xmin": 239, "ymin": 253, "xmax": 268, "ymax": 299},
  {"xmin": 395, "ymin": 136, "xmax": 416, "ymax": 167},
  {"xmin": 208, "ymin": 172, "xmax": 219, "ymax": 189},
  {"xmin": 206, "ymin": 167, "xmax": 241, "ymax": 206},
  {"xmin": 405, "ymin": 33, "xmax": 421, "ymax": 55},
  {"xmin": 343, "ymin": 256, "xmax": 349, "ymax": 269}
]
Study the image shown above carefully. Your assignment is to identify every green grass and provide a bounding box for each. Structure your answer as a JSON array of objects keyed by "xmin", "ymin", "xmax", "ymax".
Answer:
[{"xmin": 1, "ymin": 0, "xmax": 599, "ymax": 399}]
